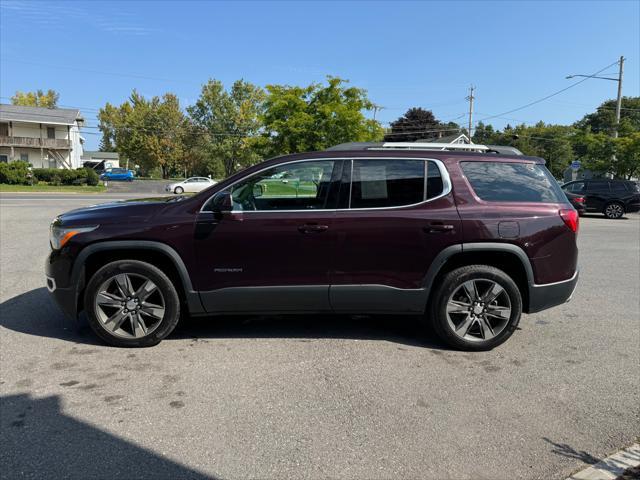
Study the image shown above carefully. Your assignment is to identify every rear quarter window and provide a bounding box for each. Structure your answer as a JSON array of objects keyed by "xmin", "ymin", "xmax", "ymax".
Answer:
[
  {"xmin": 461, "ymin": 161, "xmax": 565, "ymax": 203},
  {"xmin": 610, "ymin": 182, "xmax": 629, "ymax": 193}
]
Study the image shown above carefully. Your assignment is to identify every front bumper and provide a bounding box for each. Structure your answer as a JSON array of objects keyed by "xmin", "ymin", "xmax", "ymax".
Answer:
[
  {"xmin": 46, "ymin": 275, "xmax": 78, "ymax": 319},
  {"xmin": 45, "ymin": 253, "xmax": 81, "ymax": 319},
  {"xmin": 527, "ymin": 270, "xmax": 579, "ymax": 314}
]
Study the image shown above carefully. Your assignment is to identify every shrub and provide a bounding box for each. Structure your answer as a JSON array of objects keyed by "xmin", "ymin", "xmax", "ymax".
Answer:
[
  {"xmin": 50, "ymin": 173, "xmax": 62, "ymax": 186},
  {"xmin": 84, "ymin": 168, "xmax": 99, "ymax": 186},
  {"xmin": 32, "ymin": 168, "xmax": 58, "ymax": 183},
  {"xmin": 0, "ymin": 161, "xmax": 30, "ymax": 185},
  {"xmin": 32, "ymin": 167, "xmax": 99, "ymax": 185}
]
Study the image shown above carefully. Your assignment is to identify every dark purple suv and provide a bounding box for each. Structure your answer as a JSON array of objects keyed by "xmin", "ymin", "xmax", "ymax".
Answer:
[{"xmin": 46, "ymin": 144, "xmax": 579, "ymax": 350}]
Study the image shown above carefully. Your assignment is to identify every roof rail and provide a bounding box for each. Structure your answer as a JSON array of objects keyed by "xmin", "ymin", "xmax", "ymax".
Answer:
[
  {"xmin": 374, "ymin": 142, "xmax": 490, "ymax": 151},
  {"xmin": 326, "ymin": 141, "xmax": 523, "ymax": 155}
]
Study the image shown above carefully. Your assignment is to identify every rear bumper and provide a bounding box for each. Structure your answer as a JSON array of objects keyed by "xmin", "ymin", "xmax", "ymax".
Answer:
[
  {"xmin": 527, "ymin": 270, "xmax": 579, "ymax": 314},
  {"xmin": 626, "ymin": 203, "xmax": 640, "ymax": 213}
]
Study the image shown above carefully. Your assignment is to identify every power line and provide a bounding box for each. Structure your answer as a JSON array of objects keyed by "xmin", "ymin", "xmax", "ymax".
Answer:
[{"xmin": 476, "ymin": 59, "xmax": 621, "ymax": 123}]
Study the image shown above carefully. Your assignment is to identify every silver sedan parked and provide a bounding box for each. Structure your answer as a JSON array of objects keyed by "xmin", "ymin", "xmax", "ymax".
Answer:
[{"xmin": 166, "ymin": 177, "xmax": 217, "ymax": 194}]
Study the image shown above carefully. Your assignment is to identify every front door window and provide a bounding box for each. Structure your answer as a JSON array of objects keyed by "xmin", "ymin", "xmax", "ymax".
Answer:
[{"xmin": 229, "ymin": 160, "xmax": 336, "ymax": 211}]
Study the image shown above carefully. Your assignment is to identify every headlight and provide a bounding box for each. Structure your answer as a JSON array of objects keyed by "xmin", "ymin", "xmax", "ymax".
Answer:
[{"xmin": 50, "ymin": 221, "xmax": 98, "ymax": 250}]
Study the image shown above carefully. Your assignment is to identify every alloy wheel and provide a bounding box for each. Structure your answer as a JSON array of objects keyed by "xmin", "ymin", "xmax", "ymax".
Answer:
[
  {"xmin": 446, "ymin": 279, "xmax": 512, "ymax": 342},
  {"xmin": 94, "ymin": 273, "xmax": 165, "ymax": 339},
  {"xmin": 605, "ymin": 203, "xmax": 623, "ymax": 219}
]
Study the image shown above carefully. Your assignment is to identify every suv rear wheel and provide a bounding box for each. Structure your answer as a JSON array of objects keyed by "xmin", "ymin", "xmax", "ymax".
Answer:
[
  {"xmin": 604, "ymin": 201, "xmax": 624, "ymax": 219},
  {"xmin": 84, "ymin": 260, "xmax": 180, "ymax": 347},
  {"xmin": 428, "ymin": 265, "xmax": 522, "ymax": 351}
]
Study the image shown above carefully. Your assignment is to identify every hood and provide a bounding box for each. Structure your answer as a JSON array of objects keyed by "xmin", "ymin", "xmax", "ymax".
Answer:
[{"xmin": 59, "ymin": 195, "xmax": 186, "ymax": 225}]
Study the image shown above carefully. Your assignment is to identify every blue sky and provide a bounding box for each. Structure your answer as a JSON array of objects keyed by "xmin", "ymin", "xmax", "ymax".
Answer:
[{"xmin": 1, "ymin": 0, "xmax": 638, "ymax": 150}]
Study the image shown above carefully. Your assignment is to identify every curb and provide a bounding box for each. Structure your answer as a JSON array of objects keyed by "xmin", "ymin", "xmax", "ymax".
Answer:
[{"xmin": 566, "ymin": 443, "xmax": 640, "ymax": 480}]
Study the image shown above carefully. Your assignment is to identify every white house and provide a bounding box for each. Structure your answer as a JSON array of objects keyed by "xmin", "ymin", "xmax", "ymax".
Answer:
[{"xmin": 0, "ymin": 104, "xmax": 85, "ymax": 169}]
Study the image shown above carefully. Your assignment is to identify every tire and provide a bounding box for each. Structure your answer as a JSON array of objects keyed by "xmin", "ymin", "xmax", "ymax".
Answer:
[
  {"xmin": 603, "ymin": 202, "xmax": 624, "ymax": 219},
  {"xmin": 428, "ymin": 265, "xmax": 522, "ymax": 351},
  {"xmin": 174, "ymin": 186, "xmax": 184, "ymax": 194},
  {"xmin": 84, "ymin": 260, "xmax": 180, "ymax": 347}
]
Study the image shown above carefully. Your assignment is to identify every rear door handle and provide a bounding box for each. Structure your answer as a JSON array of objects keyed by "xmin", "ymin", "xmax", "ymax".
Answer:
[
  {"xmin": 298, "ymin": 223, "xmax": 329, "ymax": 234},
  {"xmin": 424, "ymin": 223, "xmax": 455, "ymax": 234}
]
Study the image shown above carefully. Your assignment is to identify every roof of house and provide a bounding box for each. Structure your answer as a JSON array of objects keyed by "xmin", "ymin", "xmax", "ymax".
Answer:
[
  {"xmin": 81, "ymin": 150, "xmax": 119, "ymax": 160},
  {"xmin": 414, "ymin": 133, "xmax": 470, "ymax": 144},
  {"xmin": 0, "ymin": 104, "xmax": 83, "ymax": 126}
]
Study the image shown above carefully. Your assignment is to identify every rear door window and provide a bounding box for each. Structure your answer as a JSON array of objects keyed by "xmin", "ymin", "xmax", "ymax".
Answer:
[
  {"xmin": 587, "ymin": 181, "xmax": 610, "ymax": 193},
  {"xmin": 461, "ymin": 161, "xmax": 565, "ymax": 203},
  {"xmin": 350, "ymin": 159, "xmax": 425, "ymax": 208}
]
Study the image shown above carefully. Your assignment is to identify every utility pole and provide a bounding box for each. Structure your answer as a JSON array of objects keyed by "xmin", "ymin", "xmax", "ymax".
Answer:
[
  {"xmin": 466, "ymin": 85, "xmax": 475, "ymax": 142},
  {"xmin": 372, "ymin": 104, "xmax": 383, "ymax": 121},
  {"xmin": 566, "ymin": 56, "xmax": 625, "ymax": 138},
  {"xmin": 613, "ymin": 55, "xmax": 624, "ymax": 138}
]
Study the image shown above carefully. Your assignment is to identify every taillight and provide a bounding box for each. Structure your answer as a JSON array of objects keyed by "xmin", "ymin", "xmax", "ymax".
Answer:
[
  {"xmin": 560, "ymin": 208, "xmax": 579, "ymax": 233},
  {"xmin": 574, "ymin": 197, "xmax": 585, "ymax": 203}
]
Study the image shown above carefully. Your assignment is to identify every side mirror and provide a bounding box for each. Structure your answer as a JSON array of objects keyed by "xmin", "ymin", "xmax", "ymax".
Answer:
[{"xmin": 213, "ymin": 191, "xmax": 233, "ymax": 214}]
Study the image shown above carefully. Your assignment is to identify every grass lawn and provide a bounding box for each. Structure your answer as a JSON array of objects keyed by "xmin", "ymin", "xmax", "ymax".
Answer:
[
  {"xmin": 258, "ymin": 179, "xmax": 317, "ymax": 197},
  {"xmin": 0, "ymin": 183, "xmax": 107, "ymax": 193}
]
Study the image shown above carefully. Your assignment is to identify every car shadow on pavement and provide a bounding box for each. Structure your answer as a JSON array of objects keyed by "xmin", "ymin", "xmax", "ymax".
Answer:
[
  {"xmin": 1, "ymin": 393, "xmax": 214, "ymax": 479},
  {"xmin": 174, "ymin": 312, "xmax": 445, "ymax": 349},
  {"xmin": 0, "ymin": 287, "xmax": 448, "ymax": 350},
  {"xmin": 0, "ymin": 287, "xmax": 103, "ymax": 346}
]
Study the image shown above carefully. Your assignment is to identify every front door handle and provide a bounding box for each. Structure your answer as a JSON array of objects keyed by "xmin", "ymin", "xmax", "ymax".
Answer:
[
  {"xmin": 424, "ymin": 223, "xmax": 455, "ymax": 234},
  {"xmin": 298, "ymin": 223, "xmax": 329, "ymax": 234}
]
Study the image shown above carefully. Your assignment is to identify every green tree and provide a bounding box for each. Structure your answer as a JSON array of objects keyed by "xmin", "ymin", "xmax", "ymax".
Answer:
[
  {"xmin": 188, "ymin": 79, "xmax": 266, "ymax": 178},
  {"xmin": 98, "ymin": 91, "xmax": 189, "ymax": 178},
  {"xmin": 575, "ymin": 97, "xmax": 640, "ymax": 136},
  {"xmin": 614, "ymin": 132, "xmax": 640, "ymax": 179},
  {"xmin": 473, "ymin": 122, "xmax": 575, "ymax": 178},
  {"xmin": 574, "ymin": 131, "xmax": 640, "ymax": 179},
  {"xmin": 11, "ymin": 89, "xmax": 60, "ymax": 108},
  {"xmin": 384, "ymin": 107, "xmax": 459, "ymax": 142},
  {"xmin": 263, "ymin": 76, "xmax": 383, "ymax": 156},
  {"xmin": 472, "ymin": 121, "xmax": 499, "ymax": 144}
]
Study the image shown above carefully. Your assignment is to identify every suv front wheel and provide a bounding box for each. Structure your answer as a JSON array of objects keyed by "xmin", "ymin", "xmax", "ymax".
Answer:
[
  {"xmin": 84, "ymin": 260, "xmax": 181, "ymax": 347},
  {"xmin": 429, "ymin": 265, "xmax": 522, "ymax": 351}
]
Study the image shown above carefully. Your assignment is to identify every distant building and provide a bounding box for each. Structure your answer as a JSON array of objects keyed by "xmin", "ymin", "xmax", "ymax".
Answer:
[
  {"xmin": 563, "ymin": 166, "xmax": 608, "ymax": 183},
  {"xmin": 415, "ymin": 133, "xmax": 471, "ymax": 144},
  {"xmin": 82, "ymin": 151, "xmax": 120, "ymax": 171},
  {"xmin": 0, "ymin": 104, "xmax": 85, "ymax": 169}
]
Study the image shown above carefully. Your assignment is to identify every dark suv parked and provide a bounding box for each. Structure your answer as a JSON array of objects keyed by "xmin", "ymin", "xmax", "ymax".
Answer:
[
  {"xmin": 562, "ymin": 179, "xmax": 640, "ymax": 219},
  {"xmin": 46, "ymin": 144, "xmax": 580, "ymax": 350}
]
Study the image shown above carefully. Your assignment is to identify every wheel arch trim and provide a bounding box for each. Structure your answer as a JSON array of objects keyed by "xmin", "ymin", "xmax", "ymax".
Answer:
[
  {"xmin": 72, "ymin": 240, "xmax": 204, "ymax": 315},
  {"xmin": 422, "ymin": 242, "xmax": 536, "ymax": 312},
  {"xmin": 422, "ymin": 242, "xmax": 534, "ymax": 291}
]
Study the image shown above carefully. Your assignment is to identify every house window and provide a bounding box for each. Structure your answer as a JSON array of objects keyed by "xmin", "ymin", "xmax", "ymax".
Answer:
[
  {"xmin": 47, "ymin": 127, "xmax": 55, "ymax": 139},
  {"xmin": 20, "ymin": 153, "xmax": 29, "ymax": 162},
  {"xmin": 0, "ymin": 123, "xmax": 8, "ymax": 136},
  {"xmin": 0, "ymin": 155, "xmax": 8, "ymax": 163}
]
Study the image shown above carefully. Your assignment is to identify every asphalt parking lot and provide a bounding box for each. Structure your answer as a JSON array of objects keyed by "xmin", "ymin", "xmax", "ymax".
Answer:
[{"xmin": 1, "ymin": 193, "xmax": 638, "ymax": 480}]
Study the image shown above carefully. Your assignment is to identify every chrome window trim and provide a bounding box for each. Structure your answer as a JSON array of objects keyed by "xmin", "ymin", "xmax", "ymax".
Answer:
[{"xmin": 199, "ymin": 156, "xmax": 452, "ymax": 214}]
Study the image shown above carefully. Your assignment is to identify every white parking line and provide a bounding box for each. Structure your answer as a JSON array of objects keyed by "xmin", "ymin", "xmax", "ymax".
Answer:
[{"xmin": 566, "ymin": 443, "xmax": 640, "ymax": 480}]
